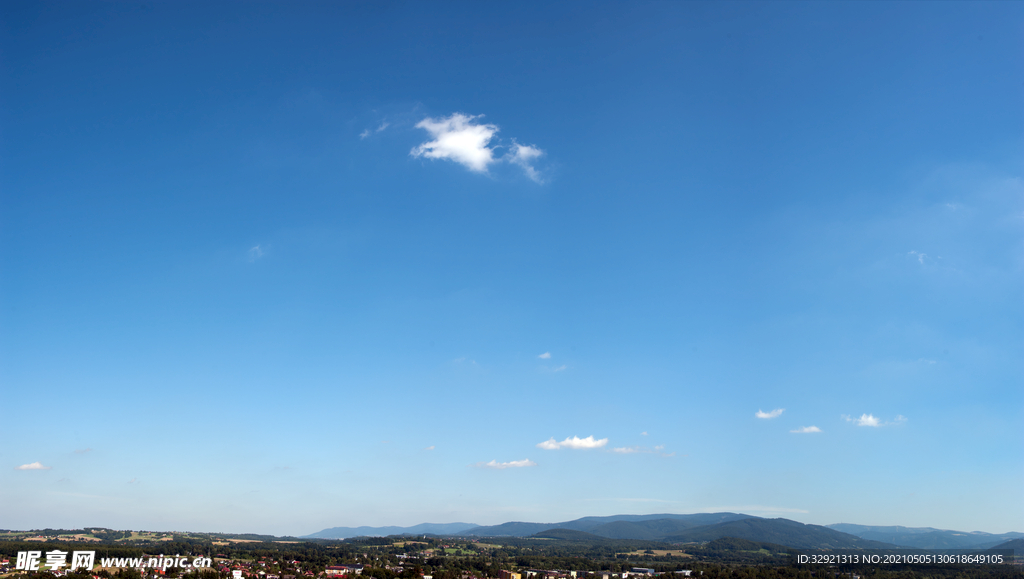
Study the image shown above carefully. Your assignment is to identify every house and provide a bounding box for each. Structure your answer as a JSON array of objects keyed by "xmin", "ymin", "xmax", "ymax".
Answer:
[{"xmin": 325, "ymin": 566, "xmax": 364, "ymax": 576}]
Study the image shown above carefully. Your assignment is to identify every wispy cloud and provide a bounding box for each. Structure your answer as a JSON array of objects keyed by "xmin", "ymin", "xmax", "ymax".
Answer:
[
  {"xmin": 360, "ymin": 121, "xmax": 390, "ymax": 139},
  {"xmin": 611, "ymin": 444, "xmax": 673, "ymax": 457},
  {"xmin": 507, "ymin": 141, "xmax": 545, "ymax": 183},
  {"xmin": 538, "ymin": 352, "xmax": 551, "ymax": 359},
  {"xmin": 641, "ymin": 431, "xmax": 648, "ymax": 436},
  {"xmin": 790, "ymin": 426, "xmax": 822, "ymax": 433},
  {"xmin": 707, "ymin": 505, "xmax": 809, "ymax": 515},
  {"xmin": 756, "ymin": 408, "xmax": 784, "ymax": 419},
  {"xmin": 74, "ymin": 448, "xmax": 92, "ymax": 454},
  {"xmin": 908, "ymin": 250, "xmax": 927, "ymax": 264},
  {"xmin": 537, "ymin": 435, "xmax": 609, "ymax": 450},
  {"xmin": 551, "ymin": 365, "xmax": 567, "ymax": 372},
  {"xmin": 411, "ymin": 113, "xmax": 499, "ymax": 173},
  {"xmin": 424, "ymin": 446, "xmax": 435, "ymax": 451},
  {"xmin": 15, "ymin": 462, "xmax": 51, "ymax": 470},
  {"xmin": 248, "ymin": 245, "xmax": 265, "ymax": 262},
  {"xmin": 843, "ymin": 413, "xmax": 907, "ymax": 427},
  {"xmin": 475, "ymin": 459, "xmax": 536, "ymax": 469}
]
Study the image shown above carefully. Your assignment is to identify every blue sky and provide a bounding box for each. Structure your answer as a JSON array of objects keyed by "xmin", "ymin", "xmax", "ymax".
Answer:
[{"xmin": 1, "ymin": 1, "xmax": 1021, "ymax": 536}]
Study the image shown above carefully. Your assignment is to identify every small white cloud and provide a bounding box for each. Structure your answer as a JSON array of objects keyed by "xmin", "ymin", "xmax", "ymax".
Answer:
[
  {"xmin": 654, "ymin": 444, "xmax": 664, "ymax": 450},
  {"xmin": 128, "ymin": 478, "xmax": 139, "ymax": 484},
  {"xmin": 359, "ymin": 121, "xmax": 390, "ymax": 140},
  {"xmin": 15, "ymin": 462, "xmax": 51, "ymax": 470},
  {"xmin": 475, "ymin": 459, "xmax": 536, "ymax": 469},
  {"xmin": 641, "ymin": 431, "xmax": 648, "ymax": 436},
  {"xmin": 74, "ymin": 448, "xmax": 92, "ymax": 454},
  {"xmin": 411, "ymin": 113, "xmax": 499, "ymax": 173},
  {"xmin": 552, "ymin": 364, "xmax": 567, "ymax": 372},
  {"xmin": 538, "ymin": 352, "xmax": 551, "ymax": 359},
  {"xmin": 908, "ymin": 250, "xmax": 927, "ymax": 264},
  {"xmin": 790, "ymin": 426, "xmax": 822, "ymax": 434},
  {"xmin": 844, "ymin": 413, "xmax": 880, "ymax": 427},
  {"xmin": 248, "ymin": 245, "xmax": 264, "ymax": 262},
  {"xmin": 756, "ymin": 408, "xmax": 785, "ymax": 419},
  {"xmin": 424, "ymin": 446, "xmax": 435, "ymax": 451},
  {"xmin": 507, "ymin": 140, "xmax": 545, "ymax": 183},
  {"xmin": 612, "ymin": 446, "xmax": 640, "ymax": 454},
  {"xmin": 537, "ymin": 435, "xmax": 608, "ymax": 450}
]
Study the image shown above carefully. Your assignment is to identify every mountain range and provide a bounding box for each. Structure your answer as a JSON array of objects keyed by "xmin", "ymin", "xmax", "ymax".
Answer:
[
  {"xmin": 305, "ymin": 513, "xmax": 888, "ymax": 549},
  {"xmin": 827, "ymin": 523, "xmax": 1024, "ymax": 550},
  {"xmin": 304, "ymin": 514, "xmax": 1022, "ymax": 552}
]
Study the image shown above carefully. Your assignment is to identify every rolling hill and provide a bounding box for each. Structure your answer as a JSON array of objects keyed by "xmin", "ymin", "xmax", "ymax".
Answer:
[
  {"xmin": 828, "ymin": 523, "xmax": 1024, "ymax": 550},
  {"xmin": 664, "ymin": 517, "xmax": 895, "ymax": 549}
]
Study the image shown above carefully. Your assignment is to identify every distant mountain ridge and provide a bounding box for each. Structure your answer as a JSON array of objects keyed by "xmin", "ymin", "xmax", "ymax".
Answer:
[
  {"xmin": 303, "ymin": 522, "xmax": 479, "ymax": 539},
  {"xmin": 460, "ymin": 513, "xmax": 749, "ymax": 538},
  {"xmin": 303, "ymin": 515, "xmax": 1019, "ymax": 551},
  {"xmin": 828, "ymin": 523, "xmax": 1024, "ymax": 550}
]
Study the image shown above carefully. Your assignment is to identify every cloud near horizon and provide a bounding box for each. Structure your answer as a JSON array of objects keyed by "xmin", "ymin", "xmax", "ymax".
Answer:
[
  {"xmin": 411, "ymin": 113, "xmax": 544, "ymax": 181},
  {"xmin": 843, "ymin": 413, "xmax": 907, "ymax": 427},
  {"xmin": 537, "ymin": 435, "xmax": 609, "ymax": 450},
  {"xmin": 475, "ymin": 459, "xmax": 536, "ymax": 469},
  {"xmin": 16, "ymin": 462, "xmax": 51, "ymax": 470},
  {"xmin": 756, "ymin": 408, "xmax": 784, "ymax": 419}
]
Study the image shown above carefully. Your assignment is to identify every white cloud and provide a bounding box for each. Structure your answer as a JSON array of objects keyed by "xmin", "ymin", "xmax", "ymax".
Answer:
[
  {"xmin": 908, "ymin": 250, "xmax": 927, "ymax": 264},
  {"xmin": 411, "ymin": 113, "xmax": 499, "ymax": 173},
  {"xmin": 844, "ymin": 413, "xmax": 882, "ymax": 427},
  {"xmin": 411, "ymin": 113, "xmax": 546, "ymax": 181},
  {"xmin": 552, "ymin": 364, "xmax": 567, "ymax": 372},
  {"xmin": 475, "ymin": 459, "xmax": 536, "ymax": 469},
  {"xmin": 641, "ymin": 431, "xmax": 648, "ymax": 436},
  {"xmin": 359, "ymin": 121, "xmax": 390, "ymax": 140},
  {"xmin": 756, "ymin": 408, "xmax": 784, "ymax": 419},
  {"xmin": 790, "ymin": 426, "xmax": 822, "ymax": 434},
  {"xmin": 248, "ymin": 245, "xmax": 264, "ymax": 262},
  {"xmin": 507, "ymin": 141, "xmax": 545, "ymax": 183},
  {"xmin": 842, "ymin": 413, "xmax": 907, "ymax": 427},
  {"xmin": 15, "ymin": 462, "xmax": 51, "ymax": 470},
  {"xmin": 424, "ymin": 446, "xmax": 435, "ymax": 451},
  {"xmin": 612, "ymin": 446, "xmax": 640, "ymax": 454},
  {"xmin": 74, "ymin": 448, "xmax": 92, "ymax": 454},
  {"xmin": 538, "ymin": 352, "xmax": 551, "ymax": 359},
  {"xmin": 537, "ymin": 435, "xmax": 608, "ymax": 450}
]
